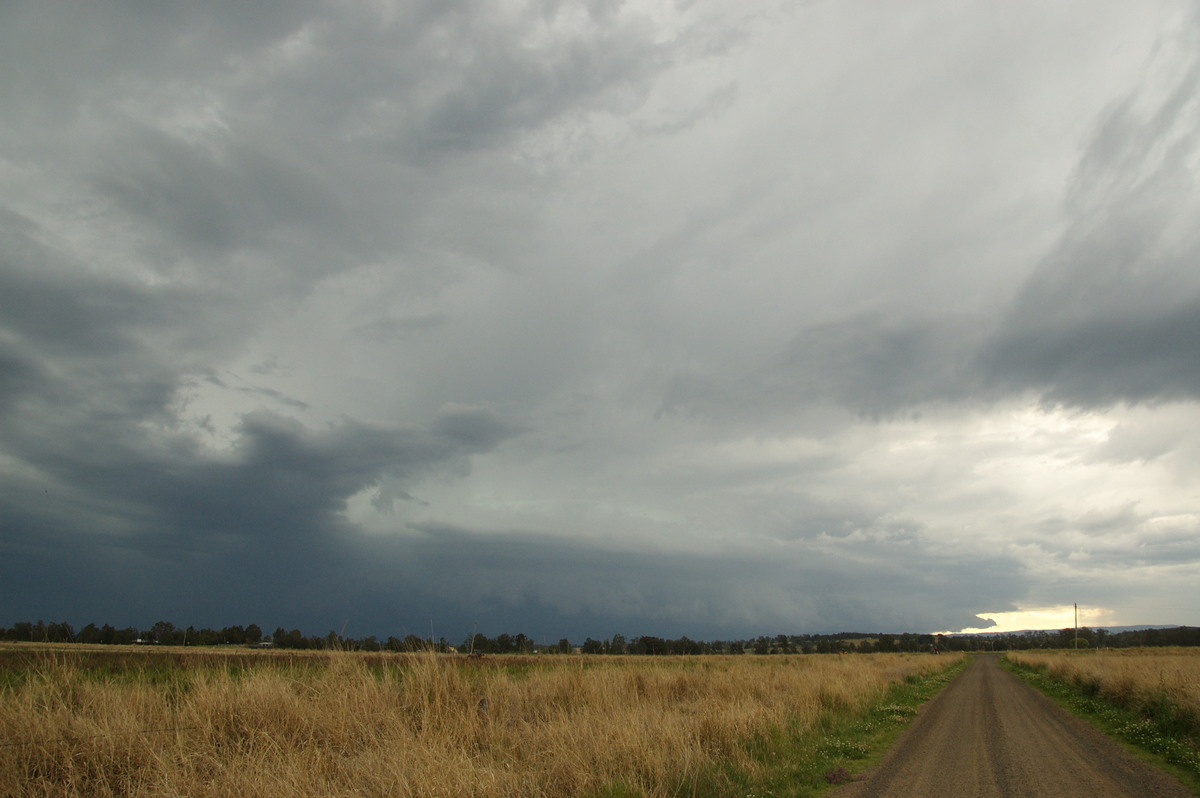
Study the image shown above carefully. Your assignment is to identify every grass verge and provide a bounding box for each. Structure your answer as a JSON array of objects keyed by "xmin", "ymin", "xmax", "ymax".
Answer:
[
  {"xmin": 1002, "ymin": 655, "xmax": 1200, "ymax": 793},
  {"xmin": 593, "ymin": 655, "xmax": 968, "ymax": 798}
]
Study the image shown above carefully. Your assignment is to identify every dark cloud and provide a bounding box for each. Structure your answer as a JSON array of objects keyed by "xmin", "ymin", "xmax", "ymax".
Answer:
[
  {"xmin": 780, "ymin": 314, "xmax": 985, "ymax": 416},
  {"xmin": 979, "ymin": 38, "xmax": 1200, "ymax": 407},
  {"xmin": 982, "ymin": 300, "xmax": 1200, "ymax": 407},
  {"xmin": 346, "ymin": 522, "xmax": 1028, "ymax": 639},
  {"xmin": 0, "ymin": 212, "xmax": 248, "ymax": 470},
  {"xmin": 12, "ymin": 407, "xmax": 518, "ymax": 548},
  {"xmin": 0, "ymin": 407, "xmax": 522, "ymax": 632}
]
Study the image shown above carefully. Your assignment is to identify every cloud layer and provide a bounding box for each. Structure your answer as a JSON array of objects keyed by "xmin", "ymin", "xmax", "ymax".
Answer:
[{"xmin": 2, "ymin": 1, "xmax": 1199, "ymax": 640}]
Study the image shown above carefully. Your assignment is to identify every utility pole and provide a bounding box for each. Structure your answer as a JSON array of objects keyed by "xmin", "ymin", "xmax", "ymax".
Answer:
[{"xmin": 1074, "ymin": 603, "xmax": 1079, "ymax": 649}]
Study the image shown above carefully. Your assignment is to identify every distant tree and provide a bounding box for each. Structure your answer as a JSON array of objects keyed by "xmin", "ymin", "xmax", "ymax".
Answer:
[
  {"xmin": 44, "ymin": 621, "xmax": 73, "ymax": 643},
  {"xmin": 1164, "ymin": 627, "xmax": 1200, "ymax": 646},
  {"xmin": 221, "ymin": 625, "xmax": 248, "ymax": 645},
  {"xmin": 581, "ymin": 638, "xmax": 604, "ymax": 654},
  {"xmin": 463, "ymin": 632, "xmax": 493, "ymax": 654},
  {"xmin": 76, "ymin": 623, "xmax": 101, "ymax": 644},
  {"xmin": 630, "ymin": 636, "xmax": 667, "ymax": 655},
  {"xmin": 193, "ymin": 627, "xmax": 219, "ymax": 646},
  {"xmin": 272, "ymin": 628, "xmax": 308, "ymax": 649},
  {"xmin": 8, "ymin": 622, "xmax": 33, "ymax": 642},
  {"xmin": 150, "ymin": 621, "xmax": 178, "ymax": 645},
  {"xmin": 112, "ymin": 627, "xmax": 138, "ymax": 645},
  {"xmin": 608, "ymin": 634, "xmax": 627, "ymax": 655},
  {"xmin": 557, "ymin": 638, "xmax": 572, "ymax": 654}
]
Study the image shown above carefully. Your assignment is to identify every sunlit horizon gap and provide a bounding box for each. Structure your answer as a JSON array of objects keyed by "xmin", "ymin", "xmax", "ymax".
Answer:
[{"xmin": 944, "ymin": 605, "xmax": 1118, "ymax": 635}]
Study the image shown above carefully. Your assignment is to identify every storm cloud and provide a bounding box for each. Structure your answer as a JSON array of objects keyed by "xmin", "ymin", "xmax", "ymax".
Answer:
[{"xmin": 2, "ymin": 0, "xmax": 1198, "ymax": 641}]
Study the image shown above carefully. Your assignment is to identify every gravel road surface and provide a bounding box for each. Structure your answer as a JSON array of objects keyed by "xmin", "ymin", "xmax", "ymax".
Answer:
[{"xmin": 836, "ymin": 653, "xmax": 1195, "ymax": 797}]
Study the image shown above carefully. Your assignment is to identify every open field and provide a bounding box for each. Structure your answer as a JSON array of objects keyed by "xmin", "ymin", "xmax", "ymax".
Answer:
[
  {"xmin": 0, "ymin": 644, "xmax": 961, "ymax": 797},
  {"xmin": 1006, "ymin": 648, "xmax": 1200, "ymax": 781}
]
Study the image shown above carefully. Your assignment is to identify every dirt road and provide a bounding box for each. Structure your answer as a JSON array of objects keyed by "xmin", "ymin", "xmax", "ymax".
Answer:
[{"xmin": 837, "ymin": 654, "xmax": 1195, "ymax": 797}]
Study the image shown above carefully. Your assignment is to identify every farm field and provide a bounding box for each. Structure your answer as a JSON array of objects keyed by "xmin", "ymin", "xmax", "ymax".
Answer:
[{"xmin": 0, "ymin": 645, "xmax": 961, "ymax": 797}]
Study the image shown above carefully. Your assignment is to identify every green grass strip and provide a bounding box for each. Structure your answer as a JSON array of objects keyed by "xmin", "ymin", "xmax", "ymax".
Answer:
[{"xmin": 1002, "ymin": 656, "xmax": 1200, "ymax": 792}]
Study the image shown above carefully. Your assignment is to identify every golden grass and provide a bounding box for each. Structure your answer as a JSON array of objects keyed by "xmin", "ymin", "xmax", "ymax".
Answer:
[
  {"xmin": 0, "ymin": 646, "xmax": 959, "ymax": 797},
  {"xmin": 1007, "ymin": 647, "xmax": 1200, "ymax": 735}
]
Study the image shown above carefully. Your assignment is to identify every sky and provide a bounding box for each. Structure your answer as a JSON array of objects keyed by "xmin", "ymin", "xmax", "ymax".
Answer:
[{"xmin": 2, "ymin": 1, "xmax": 1199, "ymax": 643}]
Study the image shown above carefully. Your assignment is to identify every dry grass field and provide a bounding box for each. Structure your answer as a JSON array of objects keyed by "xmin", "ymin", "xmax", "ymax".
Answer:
[
  {"xmin": 1006, "ymin": 648, "xmax": 1200, "ymax": 723},
  {"xmin": 0, "ymin": 645, "xmax": 960, "ymax": 797},
  {"xmin": 1006, "ymin": 647, "xmax": 1200, "ymax": 761}
]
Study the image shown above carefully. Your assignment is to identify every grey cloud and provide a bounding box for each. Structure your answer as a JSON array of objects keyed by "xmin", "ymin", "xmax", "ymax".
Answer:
[
  {"xmin": 353, "ymin": 314, "xmax": 449, "ymax": 341},
  {"xmin": 109, "ymin": 409, "xmax": 518, "ymax": 546},
  {"xmin": 0, "ymin": 2, "xmax": 324, "ymax": 179},
  {"xmin": 1022, "ymin": 505, "xmax": 1200, "ymax": 571},
  {"xmin": 781, "ymin": 314, "xmax": 985, "ymax": 416},
  {"xmin": 0, "ymin": 213, "xmax": 184, "ymax": 359},
  {"xmin": 978, "ymin": 39, "xmax": 1200, "ymax": 408},
  {"xmin": 981, "ymin": 300, "xmax": 1200, "ymax": 407},
  {"xmin": 0, "ymin": 218, "xmax": 523, "ymax": 562},
  {"xmin": 92, "ymin": 124, "xmax": 354, "ymax": 264},
  {"xmin": 660, "ymin": 127, "xmax": 1200, "ymax": 422},
  {"xmin": 235, "ymin": 385, "xmax": 310, "ymax": 412},
  {"xmin": 4, "ymin": 0, "xmax": 681, "ymax": 297},
  {"xmin": 147, "ymin": 417, "xmax": 394, "ymax": 535},
  {"xmin": 656, "ymin": 313, "xmax": 986, "ymax": 427},
  {"xmin": 411, "ymin": 14, "xmax": 665, "ymax": 155},
  {"xmin": 1098, "ymin": 412, "xmax": 1194, "ymax": 464},
  {"xmin": 200, "ymin": 0, "xmax": 674, "ymax": 163},
  {"xmin": 0, "ymin": 214, "xmax": 250, "ymax": 451},
  {"xmin": 380, "ymin": 522, "xmax": 1027, "ymax": 638},
  {"xmin": 3, "ymin": 2, "xmax": 1197, "ymax": 639},
  {"xmin": 0, "ymin": 406, "xmax": 523, "ymax": 629},
  {"xmin": 657, "ymin": 27, "xmax": 1200, "ymax": 423},
  {"xmin": 432, "ymin": 404, "xmax": 525, "ymax": 451}
]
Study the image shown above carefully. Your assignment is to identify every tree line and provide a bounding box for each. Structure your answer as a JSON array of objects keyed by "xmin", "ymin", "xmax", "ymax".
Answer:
[{"xmin": 3, "ymin": 619, "xmax": 1197, "ymax": 653}]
